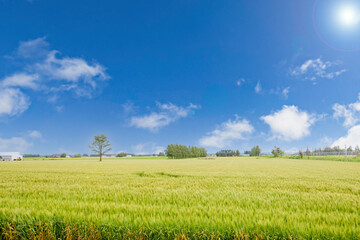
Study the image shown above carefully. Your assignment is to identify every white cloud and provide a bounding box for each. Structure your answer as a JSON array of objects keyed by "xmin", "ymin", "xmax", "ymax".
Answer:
[
  {"xmin": 131, "ymin": 143, "xmax": 165, "ymax": 155},
  {"xmin": 0, "ymin": 88, "xmax": 30, "ymax": 116},
  {"xmin": 17, "ymin": 37, "xmax": 49, "ymax": 59},
  {"xmin": 282, "ymin": 87, "xmax": 290, "ymax": 99},
  {"xmin": 28, "ymin": 130, "xmax": 42, "ymax": 139},
  {"xmin": 55, "ymin": 105, "xmax": 64, "ymax": 113},
  {"xmin": 0, "ymin": 37, "xmax": 109, "ymax": 117},
  {"xmin": 130, "ymin": 103, "xmax": 199, "ymax": 131},
  {"xmin": 122, "ymin": 101, "xmax": 136, "ymax": 115},
  {"xmin": 320, "ymin": 136, "xmax": 333, "ymax": 147},
  {"xmin": 0, "ymin": 137, "xmax": 32, "ymax": 152},
  {"xmin": 261, "ymin": 105, "xmax": 317, "ymax": 141},
  {"xmin": 255, "ymin": 81, "xmax": 261, "ymax": 93},
  {"xmin": 34, "ymin": 50, "xmax": 107, "ymax": 87},
  {"xmin": 269, "ymin": 87, "xmax": 290, "ymax": 99},
  {"xmin": 199, "ymin": 117, "xmax": 254, "ymax": 148},
  {"xmin": 332, "ymin": 125, "xmax": 360, "ymax": 148},
  {"xmin": 153, "ymin": 146, "xmax": 165, "ymax": 154},
  {"xmin": 1, "ymin": 73, "xmax": 39, "ymax": 90},
  {"xmin": 333, "ymin": 94, "xmax": 360, "ymax": 128},
  {"xmin": 0, "ymin": 130, "xmax": 42, "ymax": 152},
  {"xmin": 236, "ymin": 78, "xmax": 245, "ymax": 86},
  {"xmin": 290, "ymin": 58, "xmax": 346, "ymax": 81}
]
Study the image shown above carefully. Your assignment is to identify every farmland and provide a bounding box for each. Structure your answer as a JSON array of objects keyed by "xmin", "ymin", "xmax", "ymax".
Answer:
[{"xmin": 0, "ymin": 157, "xmax": 359, "ymax": 239}]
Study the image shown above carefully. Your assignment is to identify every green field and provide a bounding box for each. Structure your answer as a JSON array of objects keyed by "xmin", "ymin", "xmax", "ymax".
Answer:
[{"xmin": 0, "ymin": 157, "xmax": 359, "ymax": 239}]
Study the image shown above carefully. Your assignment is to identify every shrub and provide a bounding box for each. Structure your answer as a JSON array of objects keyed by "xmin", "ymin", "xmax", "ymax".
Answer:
[{"xmin": 116, "ymin": 152, "xmax": 127, "ymax": 158}]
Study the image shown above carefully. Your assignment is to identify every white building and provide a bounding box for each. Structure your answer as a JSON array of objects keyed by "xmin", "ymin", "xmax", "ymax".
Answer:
[{"xmin": 0, "ymin": 152, "xmax": 23, "ymax": 161}]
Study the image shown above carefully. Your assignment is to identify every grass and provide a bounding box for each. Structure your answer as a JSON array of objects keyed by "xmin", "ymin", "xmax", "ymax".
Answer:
[{"xmin": 0, "ymin": 157, "xmax": 359, "ymax": 239}]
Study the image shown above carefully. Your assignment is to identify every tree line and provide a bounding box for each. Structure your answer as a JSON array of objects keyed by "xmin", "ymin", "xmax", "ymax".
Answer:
[
  {"xmin": 216, "ymin": 150, "xmax": 240, "ymax": 157},
  {"xmin": 165, "ymin": 144, "xmax": 207, "ymax": 159},
  {"xmin": 313, "ymin": 146, "xmax": 360, "ymax": 153}
]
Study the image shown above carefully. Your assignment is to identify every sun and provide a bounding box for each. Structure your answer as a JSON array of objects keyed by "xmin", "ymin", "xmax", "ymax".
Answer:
[{"xmin": 337, "ymin": 5, "xmax": 359, "ymax": 27}]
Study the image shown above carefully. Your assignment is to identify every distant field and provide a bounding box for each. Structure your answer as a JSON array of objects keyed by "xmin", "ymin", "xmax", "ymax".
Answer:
[{"xmin": 1, "ymin": 158, "xmax": 359, "ymax": 239}]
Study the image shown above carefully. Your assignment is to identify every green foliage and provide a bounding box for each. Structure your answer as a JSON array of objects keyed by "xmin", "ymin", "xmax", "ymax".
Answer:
[
  {"xmin": 0, "ymin": 158, "xmax": 359, "ymax": 238},
  {"xmin": 73, "ymin": 154, "xmax": 81, "ymax": 158},
  {"xmin": 60, "ymin": 153, "xmax": 66, "ymax": 158},
  {"xmin": 89, "ymin": 134, "xmax": 112, "ymax": 162},
  {"xmin": 272, "ymin": 146, "xmax": 284, "ymax": 157},
  {"xmin": 250, "ymin": 145, "xmax": 261, "ymax": 156},
  {"xmin": 314, "ymin": 145, "xmax": 360, "ymax": 154},
  {"xmin": 158, "ymin": 152, "xmax": 165, "ymax": 156},
  {"xmin": 116, "ymin": 152, "xmax": 127, "ymax": 157},
  {"xmin": 165, "ymin": 144, "xmax": 207, "ymax": 159}
]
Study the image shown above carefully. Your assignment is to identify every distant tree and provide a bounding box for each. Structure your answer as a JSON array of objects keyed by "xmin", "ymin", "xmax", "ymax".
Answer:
[
  {"xmin": 333, "ymin": 146, "xmax": 341, "ymax": 152},
  {"xmin": 305, "ymin": 147, "xmax": 311, "ymax": 159},
  {"xmin": 116, "ymin": 152, "xmax": 127, "ymax": 157},
  {"xmin": 355, "ymin": 145, "xmax": 360, "ymax": 154},
  {"xmin": 272, "ymin": 146, "xmax": 284, "ymax": 158},
  {"xmin": 216, "ymin": 150, "xmax": 237, "ymax": 157},
  {"xmin": 73, "ymin": 154, "xmax": 81, "ymax": 158},
  {"xmin": 244, "ymin": 150, "xmax": 250, "ymax": 155},
  {"xmin": 250, "ymin": 145, "xmax": 261, "ymax": 156},
  {"xmin": 60, "ymin": 153, "xmax": 66, "ymax": 158},
  {"xmin": 83, "ymin": 154, "xmax": 88, "ymax": 157},
  {"xmin": 165, "ymin": 144, "xmax": 207, "ymax": 159},
  {"xmin": 235, "ymin": 149, "xmax": 240, "ymax": 156},
  {"xmin": 158, "ymin": 152, "xmax": 165, "ymax": 156},
  {"xmin": 299, "ymin": 151, "xmax": 303, "ymax": 159},
  {"xmin": 89, "ymin": 134, "xmax": 112, "ymax": 162}
]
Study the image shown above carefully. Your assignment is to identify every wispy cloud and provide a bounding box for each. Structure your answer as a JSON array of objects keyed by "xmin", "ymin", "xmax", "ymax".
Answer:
[
  {"xmin": 0, "ymin": 130, "xmax": 42, "ymax": 152},
  {"xmin": 290, "ymin": 58, "xmax": 347, "ymax": 82},
  {"xmin": 269, "ymin": 87, "xmax": 290, "ymax": 99},
  {"xmin": 27, "ymin": 130, "xmax": 42, "ymax": 139},
  {"xmin": 122, "ymin": 101, "xmax": 137, "ymax": 115},
  {"xmin": 0, "ymin": 137, "xmax": 32, "ymax": 152},
  {"xmin": 130, "ymin": 102, "xmax": 200, "ymax": 132},
  {"xmin": 199, "ymin": 117, "xmax": 254, "ymax": 148},
  {"xmin": 131, "ymin": 142, "xmax": 165, "ymax": 155},
  {"xmin": 255, "ymin": 81, "xmax": 261, "ymax": 93},
  {"xmin": 236, "ymin": 78, "xmax": 246, "ymax": 86},
  {"xmin": 1, "ymin": 73, "xmax": 39, "ymax": 90},
  {"xmin": 0, "ymin": 88, "xmax": 30, "ymax": 117},
  {"xmin": 281, "ymin": 87, "xmax": 290, "ymax": 99},
  {"xmin": 333, "ymin": 93, "xmax": 360, "ymax": 128},
  {"xmin": 0, "ymin": 37, "xmax": 109, "ymax": 117}
]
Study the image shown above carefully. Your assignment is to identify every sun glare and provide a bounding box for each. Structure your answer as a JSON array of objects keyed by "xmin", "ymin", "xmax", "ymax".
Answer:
[{"xmin": 337, "ymin": 5, "xmax": 359, "ymax": 27}]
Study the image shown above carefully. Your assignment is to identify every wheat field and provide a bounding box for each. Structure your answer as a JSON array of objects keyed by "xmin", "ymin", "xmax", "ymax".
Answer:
[{"xmin": 0, "ymin": 157, "xmax": 359, "ymax": 239}]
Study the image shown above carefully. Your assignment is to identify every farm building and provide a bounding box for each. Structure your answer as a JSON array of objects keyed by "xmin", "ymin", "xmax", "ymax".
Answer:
[{"xmin": 0, "ymin": 152, "xmax": 23, "ymax": 161}]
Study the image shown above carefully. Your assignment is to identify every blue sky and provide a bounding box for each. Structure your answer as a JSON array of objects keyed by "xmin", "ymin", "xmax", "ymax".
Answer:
[{"xmin": 1, "ymin": 0, "xmax": 360, "ymax": 154}]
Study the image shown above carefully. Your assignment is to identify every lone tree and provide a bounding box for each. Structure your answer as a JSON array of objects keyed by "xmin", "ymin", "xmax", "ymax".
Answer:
[
  {"xmin": 272, "ymin": 146, "xmax": 284, "ymax": 158},
  {"xmin": 89, "ymin": 134, "xmax": 112, "ymax": 162},
  {"xmin": 250, "ymin": 145, "xmax": 261, "ymax": 156}
]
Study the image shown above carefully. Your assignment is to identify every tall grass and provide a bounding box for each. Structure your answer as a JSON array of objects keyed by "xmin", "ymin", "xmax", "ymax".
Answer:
[{"xmin": 1, "ymin": 158, "xmax": 359, "ymax": 239}]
